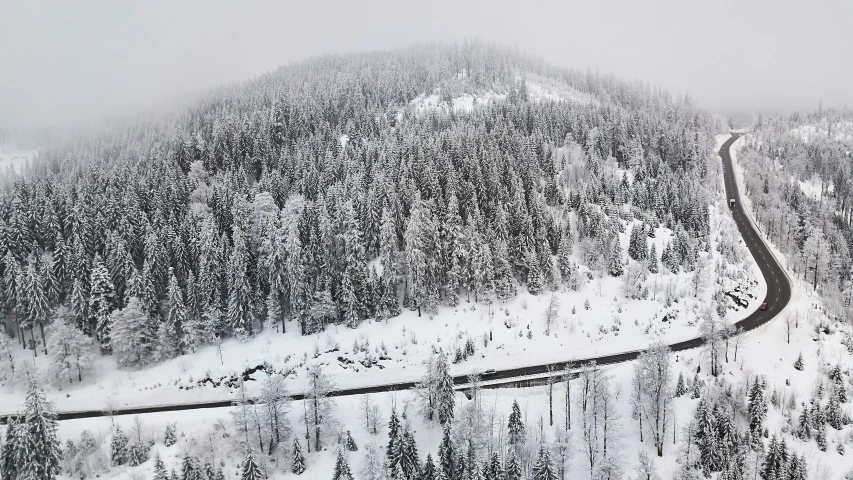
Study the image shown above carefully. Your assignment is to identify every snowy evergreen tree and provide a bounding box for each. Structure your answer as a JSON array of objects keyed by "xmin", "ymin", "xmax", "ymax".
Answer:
[
  {"xmin": 674, "ymin": 372, "xmax": 687, "ymax": 397},
  {"xmin": 126, "ymin": 441, "xmax": 149, "ymax": 466},
  {"xmin": 691, "ymin": 372, "xmax": 701, "ymax": 399},
  {"xmin": 164, "ymin": 423, "xmax": 177, "ymax": 446},
  {"xmin": 291, "ymin": 438, "xmax": 306, "ymax": 475},
  {"xmin": 532, "ymin": 444, "xmax": 557, "ymax": 480},
  {"xmin": 345, "ymin": 430, "xmax": 358, "ymax": 452},
  {"xmin": 88, "ymin": 254, "xmax": 115, "ymax": 351},
  {"xmin": 228, "ymin": 226, "xmax": 254, "ymax": 339},
  {"xmin": 166, "ymin": 269, "xmax": 188, "ymax": 355},
  {"xmin": 608, "ymin": 237, "xmax": 623, "ymax": 277},
  {"xmin": 505, "ymin": 452, "xmax": 522, "ymax": 480},
  {"xmin": 647, "ymin": 243, "xmax": 659, "ymax": 274},
  {"xmin": 747, "ymin": 377, "xmax": 767, "ymax": 435},
  {"xmin": 153, "ymin": 453, "xmax": 169, "ymax": 480},
  {"xmin": 438, "ymin": 426, "xmax": 454, "ymax": 480},
  {"xmin": 110, "ymin": 425, "xmax": 129, "ymax": 466},
  {"xmin": 2, "ymin": 380, "xmax": 62, "ymax": 480},
  {"xmin": 333, "ymin": 449, "xmax": 354, "ymax": 480},
  {"xmin": 240, "ymin": 449, "xmax": 264, "ymax": 480},
  {"xmin": 422, "ymin": 453, "xmax": 437, "ymax": 480},
  {"xmin": 508, "ymin": 399, "xmax": 525, "ymax": 451},
  {"xmin": 110, "ymin": 297, "xmax": 152, "ymax": 367},
  {"xmin": 21, "ymin": 256, "xmax": 50, "ymax": 355},
  {"xmin": 435, "ymin": 353, "xmax": 455, "ymax": 425}
]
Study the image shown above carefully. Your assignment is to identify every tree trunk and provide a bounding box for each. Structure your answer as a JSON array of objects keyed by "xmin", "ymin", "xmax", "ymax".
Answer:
[
  {"xmin": 313, "ymin": 397, "xmax": 321, "ymax": 449},
  {"xmin": 30, "ymin": 329, "xmax": 38, "ymax": 357},
  {"xmin": 565, "ymin": 375, "xmax": 571, "ymax": 430},
  {"xmin": 39, "ymin": 322, "xmax": 47, "ymax": 355},
  {"xmin": 813, "ymin": 251, "xmax": 819, "ymax": 290},
  {"xmin": 303, "ymin": 401, "xmax": 311, "ymax": 453},
  {"xmin": 14, "ymin": 317, "xmax": 22, "ymax": 347}
]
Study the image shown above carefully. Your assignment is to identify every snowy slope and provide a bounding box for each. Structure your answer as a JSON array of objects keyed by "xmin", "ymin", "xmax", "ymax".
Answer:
[{"xmin": 46, "ymin": 136, "xmax": 853, "ymax": 480}]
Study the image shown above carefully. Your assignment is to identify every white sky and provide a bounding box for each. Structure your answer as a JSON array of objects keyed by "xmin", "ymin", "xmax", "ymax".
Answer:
[{"xmin": 1, "ymin": 0, "xmax": 852, "ymax": 126}]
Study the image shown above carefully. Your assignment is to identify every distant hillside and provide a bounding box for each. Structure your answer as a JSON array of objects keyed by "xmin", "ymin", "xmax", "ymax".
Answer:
[{"xmin": 1, "ymin": 42, "xmax": 717, "ymax": 364}]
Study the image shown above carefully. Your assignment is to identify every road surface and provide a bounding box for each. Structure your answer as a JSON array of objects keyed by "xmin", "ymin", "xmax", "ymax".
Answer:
[{"xmin": 5, "ymin": 134, "xmax": 792, "ymax": 422}]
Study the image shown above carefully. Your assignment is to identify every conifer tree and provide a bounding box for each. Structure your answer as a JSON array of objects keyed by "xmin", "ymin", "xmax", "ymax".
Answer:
[
  {"xmin": 422, "ymin": 454, "xmax": 437, "ymax": 480},
  {"xmin": 111, "ymin": 425, "xmax": 129, "ymax": 465},
  {"xmin": 333, "ymin": 449, "xmax": 354, "ymax": 480},
  {"xmin": 153, "ymin": 453, "xmax": 169, "ymax": 480},
  {"xmin": 345, "ymin": 430, "xmax": 358, "ymax": 451},
  {"xmin": 508, "ymin": 400, "xmax": 525, "ymax": 450},
  {"xmin": 817, "ymin": 424, "xmax": 828, "ymax": 451},
  {"xmin": 748, "ymin": 378, "xmax": 767, "ymax": 435},
  {"xmin": 648, "ymin": 243, "xmax": 659, "ymax": 274},
  {"xmin": 240, "ymin": 449, "xmax": 264, "ymax": 480},
  {"xmin": 438, "ymin": 426, "xmax": 454, "ymax": 480},
  {"xmin": 2, "ymin": 381, "xmax": 62, "ymax": 480},
  {"xmin": 127, "ymin": 441, "xmax": 149, "ymax": 466},
  {"xmin": 166, "ymin": 269, "xmax": 188, "ymax": 355},
  {"xmin": 89, "ymin": 254, "xmax": 115, "ymax": 351},
  {"xmin": 405, "ymin": 195, "xmax": 430, "ymax": 317},
  {"xmin": 526, "ymin": 250, "xmax": 543, "ymax": 295},
  {"xmin": 505, "ymin": 452, "xmax": 522, "ymax": 480},
  {"xmin": 436, "ymin": 353, "xmax": 455, "ymax": 425},
  {"xmin": 228, "ymin": 226, "xmax": 253, "ymax": 339},
  {"xmin": 22, "ymin": 256, "xmax": 49, "ymax": 355},
  {"xmin": 691, "ymin": 373, "xmax": 701, "ymax": 399},
  {"xmin": 532, "ymin": 444, "xmax": 557, "ymax": 480},
  {"xmin": 164, "ymin": 422, "xmax": 177, "ymax": 446},
  {"xmin": 608, "ymin": 237, "xmax": 624, "ymax": 277},
  {"xmin": 401, "ymin": 428, "xmax": 420, "ymax": 479},
  {"xmin": 675, "ymin": 372, "xmax": 687, "ymax": 397},
  {"xmin": 794, "ymin": 352, "xmax": 804, "ymax": 371},
  {"xmin": 1, "ymin": 416, "xmax": 23, "ymax": 480},
  {"xmin": 291, "ymin": 438, "xmax": 306, "ymax": 475},
  {"xmin": 110, "ymin": 297, "xmax": 152, "ymax": 367}
]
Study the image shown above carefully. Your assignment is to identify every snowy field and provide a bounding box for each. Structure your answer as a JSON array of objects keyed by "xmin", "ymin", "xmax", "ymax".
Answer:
[{"xmin": 410, "ymin": 72, "xmax": 595, "ymax": 115}]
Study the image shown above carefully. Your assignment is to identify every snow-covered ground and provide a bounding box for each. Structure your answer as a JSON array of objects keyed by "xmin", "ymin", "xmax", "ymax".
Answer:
[
  {"xmin": 410, "ymin": 72, "xmax": 594, "ymax": 115},
  {"xmin": 52, "ymin": 275, "xmax": 853, "ymax": 480},
  {"xmin": 0, "ymin": 145, "xmax": 36, "ymax": 176},
  {"xmin": 792, "ymin": 174, "xmax": 833, "ymax": 202}
]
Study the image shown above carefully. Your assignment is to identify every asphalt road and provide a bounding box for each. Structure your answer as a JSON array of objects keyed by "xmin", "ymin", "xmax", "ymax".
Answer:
[{"xmin": 8, "ymin": 133, "xmax": 790, "ymax": 422}]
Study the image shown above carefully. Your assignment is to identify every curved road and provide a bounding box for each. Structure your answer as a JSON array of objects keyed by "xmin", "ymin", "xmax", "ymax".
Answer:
[{"xmin": 8, "ymin": 134, "xmax": 792, "ymax": 422}]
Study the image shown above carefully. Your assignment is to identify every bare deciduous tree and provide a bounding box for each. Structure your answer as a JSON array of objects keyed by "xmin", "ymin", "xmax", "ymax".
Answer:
[
  {"xmin": 544, "ymin": 295, "xmax": 561, "ymax": 336},
  {"xmin": 632, "ymin": 341, "xmax": 673, "ymax": 457}
]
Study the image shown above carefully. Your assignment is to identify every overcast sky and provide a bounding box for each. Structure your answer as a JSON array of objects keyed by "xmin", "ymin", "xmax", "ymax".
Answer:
[{"xmin": 1, "ymin": 0, "xmax": 851, "ymax": 126}]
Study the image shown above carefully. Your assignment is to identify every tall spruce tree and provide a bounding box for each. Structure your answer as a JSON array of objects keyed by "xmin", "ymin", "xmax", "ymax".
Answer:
[
  {"xmin": 508, "ymin": 400, "xmax": 525, "ymax": 451},
  {"xmin": 291, "ymin": 438, "xmax": 306, "ymax": 475},
  {"xmin": 532, "ymin": 444, "xmax": 557, "ymax": 480},
  {"xmin": 332, "ymin": 449, "xmax": 354, "ymax": 480},
  {"xmin": 88, "ymin": 254, "xmax": 115, "ymax": 351},
  {"xmin": 240, "ymin": 449, "xmax": 264, "ymax": 480}
]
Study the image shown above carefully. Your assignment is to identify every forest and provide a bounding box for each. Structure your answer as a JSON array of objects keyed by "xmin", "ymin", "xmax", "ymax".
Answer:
[{"xmin": 0, "ymin": 42, "xmax": 717, "ymax": 374}]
